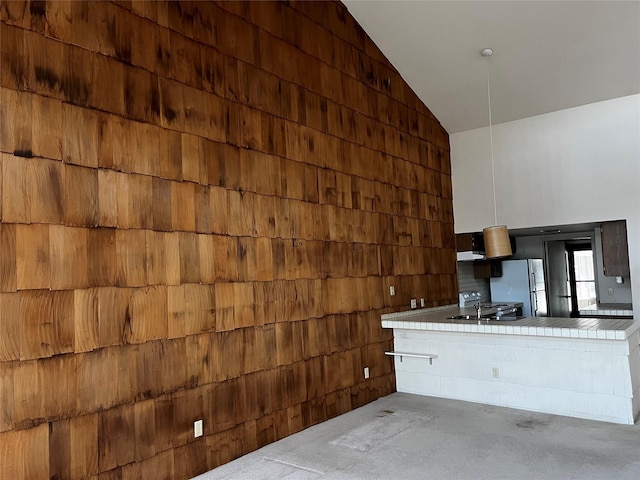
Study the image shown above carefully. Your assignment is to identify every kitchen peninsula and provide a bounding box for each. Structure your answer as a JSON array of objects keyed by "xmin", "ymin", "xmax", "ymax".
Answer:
[{"xmin": 382, "ymin": 306, "xmax": 640, "ymax": 424}]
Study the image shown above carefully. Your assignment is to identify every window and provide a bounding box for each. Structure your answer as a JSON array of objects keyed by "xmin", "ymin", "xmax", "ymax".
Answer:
[{"xmin": 566, "ymin": 244, "xmax": 596, "ymax": 315}]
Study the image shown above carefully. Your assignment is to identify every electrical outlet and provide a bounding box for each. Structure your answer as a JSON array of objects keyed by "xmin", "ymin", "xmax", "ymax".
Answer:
[
  {"xmin": 410, "ymin": 298, "xmax": 417, "ymax": 309},
  {"xmin": 364, "ymin": 367, "xmax": 370, "ymax": 379},
  {"xmin": 194, "ymin": 419, "xmax": 203, "ymax": 438},
  {"xmin": 389, "ymin": 286, "xmax": 396, "ymax": 296},
  {"xmin": 492, "ymin": 367, "xmax": 500, "ymax": 379},
  {"xmin": 420, "ymin": 298, "xmax": 425, "ymax": 308},
  {"xmin": 608, "ymin": 288, "xmax": 614, "ymax": 296}
]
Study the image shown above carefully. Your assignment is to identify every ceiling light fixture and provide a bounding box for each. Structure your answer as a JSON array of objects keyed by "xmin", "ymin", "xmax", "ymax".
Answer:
[{"xmin": 481, "ymin": 48, "xmax": 512, "ymax": 259}]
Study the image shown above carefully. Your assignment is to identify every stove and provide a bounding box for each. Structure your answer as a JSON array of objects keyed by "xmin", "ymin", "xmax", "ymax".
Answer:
[
  {"xmin": 459, "ymin": 291, "xmax": 483, "ymax": 307},
  {"xmin": 459, "ymin": 292, "xmax": 524, "ymax": 319}
]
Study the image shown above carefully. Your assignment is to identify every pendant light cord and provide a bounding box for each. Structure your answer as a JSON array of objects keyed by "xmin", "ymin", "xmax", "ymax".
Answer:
[
  {"xmin": 481, "ymin": 48, "xmax": 511, "ymax": 259},
  {"xmin": 486, "ymin": 62, "xmax": 498, "ymax": 226}
]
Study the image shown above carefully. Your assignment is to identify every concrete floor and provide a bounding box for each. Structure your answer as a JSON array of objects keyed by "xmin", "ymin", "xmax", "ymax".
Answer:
[{"xmin": 194, "ymin": 393, "xmax": 640, "ymax": 480}]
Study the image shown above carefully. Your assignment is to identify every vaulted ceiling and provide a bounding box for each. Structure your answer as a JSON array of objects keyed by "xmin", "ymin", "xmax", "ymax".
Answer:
[{"xmin": 343, "ymin": 0, "xmax": 640, "ymax": 134}]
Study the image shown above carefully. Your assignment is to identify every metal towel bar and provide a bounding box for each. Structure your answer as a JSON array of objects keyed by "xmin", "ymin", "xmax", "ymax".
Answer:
[{"xmin": 385, "ymin": 351, "xmax": 438, "ymax": 365}]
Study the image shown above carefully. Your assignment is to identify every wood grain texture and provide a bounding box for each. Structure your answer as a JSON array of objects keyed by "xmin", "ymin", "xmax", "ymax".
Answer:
[
  {"xmin": 168, "ymin": 283, "xmax": 216, "ymax": 338},
  {"xmin": 0, "ymin": 423, "xmax": 49, "ymax": 479},
  {"xmin": 0, "ymin": 361, "xmax": 15, "ymax": 432},
  {"xmin": 39, "ymin": 353, "xmax": 78, "ymax": 421},
  {"xmin": 128, "ymin": 285, "xmax": 168, "ymax": 344},
  {"xmin": 31, "ymin": 94, "xmax": 64, "ymax": 160},
  {"xmin": 0, "ymin": 295, "xmax": 20, "ymax": 361},
  {"xmin": 0, "ymin": 0, "xmax": 456, "ymax": 477},
  {"xmin": 74, "ymin": 288, "xmax": 99, "ymax": 353},
  {"xmin": 63, "ymin": 102, "xmax": 99, "ymax": 167},
  {"xmin": 70, "ymin": 413, "xmax": 100, "ymax": 479},
  {"xmin": 28, "ymin": 158, "xmax": 65, "ymax": 224},
  {"xmin": 0, "ymin": 86, "xmax": 33, "ymax": 159},
  {"xmin": 75, "ymin": 346, "xmax": 135, "ymax": 415},
  {"xmin": 115, "ymin": 229, "xmax": 147, "ymax": 287},
  {"xmin": 95, "ymin": 287, "xmax": 131, "ymax": 348},
  {"xmin": 98, "ymin": 403, "xmax": 135, "ymax": 471},
  {"xmin": 50, "ymin": 225, "xmax": 89, "ymax": 290},
  {"xmin": 19, "ymin": 289, "xmax": 74, "ymax": 360},
  {"xmin": 122, "ymin": 448, "xmax": 174, "ymax": 480},
  {"xmin": 0, "ymin": 224, "xmax": 17, "ymax": 293},
  {"xmin": 12, "ymin": 358, "xmax": 41, "ymax": 428}
]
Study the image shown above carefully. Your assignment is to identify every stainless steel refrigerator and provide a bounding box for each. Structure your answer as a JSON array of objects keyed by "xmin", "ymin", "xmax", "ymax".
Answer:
[{"xmin": 490, "ymin": 259, "xmax": 547, "ymax": 317}]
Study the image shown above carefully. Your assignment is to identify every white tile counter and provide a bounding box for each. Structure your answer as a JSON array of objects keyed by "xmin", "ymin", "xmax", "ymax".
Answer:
[
  {"xmin": 579, "ymin": 302, "xmax": 634, "ymax": 317},
  {"xmin": 382, "ymin": 305, "xmax": 640, "ymax": 424},
  {"xmin": 381, "ymin": 304, "xmax": 639, "ymax": 340}
]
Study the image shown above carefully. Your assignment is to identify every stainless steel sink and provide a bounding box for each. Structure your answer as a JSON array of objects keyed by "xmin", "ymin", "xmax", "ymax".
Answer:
[
  {"xmin": 481, "ymin": 315, "xmax": 525, "ymax": 321},
  {"xmin": 447, "ymin": 314, "xmax": 525, "ymax": 321}
]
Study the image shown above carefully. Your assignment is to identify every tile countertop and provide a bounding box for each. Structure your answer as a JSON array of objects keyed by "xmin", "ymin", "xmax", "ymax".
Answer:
[
  {"xmin": 579, "ymin": 303, "xmax": 633, "ymax": 317},
  {"xmin": 381, "ymin": 305, "xmax": 639, "ymax": 341}
]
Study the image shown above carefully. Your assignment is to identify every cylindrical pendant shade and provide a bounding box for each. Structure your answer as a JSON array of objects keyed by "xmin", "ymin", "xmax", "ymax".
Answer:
[{"xmin": 483, "ymin": 225, "xmax": 512, "ymax": 259}]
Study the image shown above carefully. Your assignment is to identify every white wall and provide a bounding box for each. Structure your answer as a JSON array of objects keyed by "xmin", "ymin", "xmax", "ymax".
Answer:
[{"xmin": 451, "ymin": 95, "xmax": 640, "ymax": 317}]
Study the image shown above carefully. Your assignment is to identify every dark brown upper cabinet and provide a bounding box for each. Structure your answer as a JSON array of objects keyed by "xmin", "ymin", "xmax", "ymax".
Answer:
[
  {"xmin": 601, "ymin": 220, "xmax": 630, "ymax": 277},
  {"xmin": 473, "ymin": 259, "xmax": 502, "ymax": 279},
  {"xmin": 455, "ymin": 232, "xmax": 484, "ymax": 253}
]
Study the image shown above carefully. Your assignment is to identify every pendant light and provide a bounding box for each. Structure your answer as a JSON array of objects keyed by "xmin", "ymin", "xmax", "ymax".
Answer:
[{"xmin": 481, "ymin": 48, "xmax": 512, "ymax": 259}]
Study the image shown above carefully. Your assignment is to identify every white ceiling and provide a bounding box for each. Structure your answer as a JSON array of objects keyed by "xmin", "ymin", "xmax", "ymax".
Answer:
[{"xmin": 343, "ymin": 0, "xmax": 640, "ymax": 134}]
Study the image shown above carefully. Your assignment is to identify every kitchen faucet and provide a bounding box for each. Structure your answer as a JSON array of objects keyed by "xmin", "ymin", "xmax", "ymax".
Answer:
[{"xmin": 475, "ymin": 303, "xmax": 482, "ymax": 319}]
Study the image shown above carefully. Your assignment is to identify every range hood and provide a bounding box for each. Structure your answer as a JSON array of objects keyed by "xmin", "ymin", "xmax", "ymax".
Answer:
[{"xmin": 457, "ymin": 251, "xmax": 486, "ymax": 261}]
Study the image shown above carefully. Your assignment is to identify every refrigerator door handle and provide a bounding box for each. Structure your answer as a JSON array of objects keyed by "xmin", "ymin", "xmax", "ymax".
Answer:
[{"xmin": 531, "ymin": 293, "xmax": 537, "ymax": 315}]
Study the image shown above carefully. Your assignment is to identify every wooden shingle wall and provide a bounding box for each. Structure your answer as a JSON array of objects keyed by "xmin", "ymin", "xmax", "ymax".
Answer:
[{"xmin": 0, "ymin": 1, "xmax": 457, "ymax": 478}]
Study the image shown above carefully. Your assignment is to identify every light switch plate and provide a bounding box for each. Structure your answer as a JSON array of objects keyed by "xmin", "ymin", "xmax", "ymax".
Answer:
[
  {"xmin": 364, "ymin": 367, "xmax": 370, "ymax": 379},
  {"xmin": 194, "ymin": 419, "xmax": 203, "ymax": 438}
]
